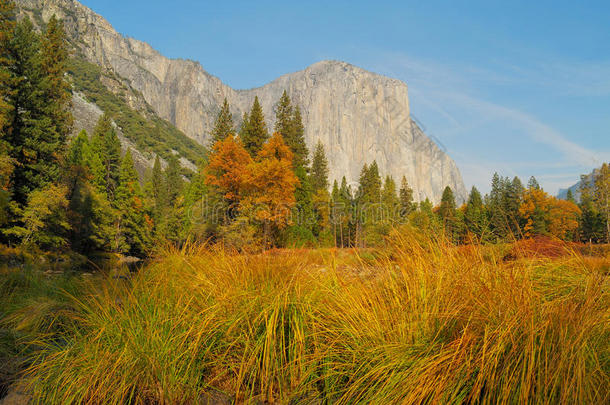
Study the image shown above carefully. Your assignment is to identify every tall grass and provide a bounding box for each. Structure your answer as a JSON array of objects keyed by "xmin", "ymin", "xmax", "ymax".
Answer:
[{"xmin": 6, "ymin": 230, "xmax": 609, "ymax": 403}]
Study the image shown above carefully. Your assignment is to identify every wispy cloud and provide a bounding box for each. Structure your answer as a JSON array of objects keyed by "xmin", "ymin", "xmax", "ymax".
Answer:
[{"xmin": 363, "ymin": 50, "xmax": 610, "ymax": 194}]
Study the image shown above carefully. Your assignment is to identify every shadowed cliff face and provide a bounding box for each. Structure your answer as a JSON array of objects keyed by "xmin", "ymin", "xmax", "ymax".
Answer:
[{"xmin": 16, "ymin": 0, "xmax": 467, "ymax": 203}]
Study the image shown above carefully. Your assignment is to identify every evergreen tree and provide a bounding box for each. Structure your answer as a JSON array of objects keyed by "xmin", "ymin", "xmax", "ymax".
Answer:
[
  {"xmin": 273, "ymin": 94, "xmax": 314, "ymax": 242},
  {"xmin": 335, "ymin": 176, "xmax": 353, "ymax": 247},
  {"xmin": 151, "ymin": 155, "xmax": 165, "ymax": 214},
  {"xmin": 0, "ymin": 0, "xmax": 16, "ymax": 135},
  {"xmin": 356, "ymin": 161, "xmax": 382, "ymax": 246},
  {"xmin": 66, "ymin": 132, "xmax": 114, "ymax": 253},
  {"xmin": 310, "ymin": 140, "xmax": 329, "ymax": 192},
  {"xmin": 288, "ymin": 106, "xmax": 309, "ymax": 169},
  {"xmin": 165, "ymin": 154, "xmax": 183, "ymax": 205},
  {"xmin": 439, "ymin": 186, "xmax": 457, "ymax": 222},
  {"xmin": 506, "ymin": 176, "xmax": 524, "ymax": 235},
  {"xmin": 381, "ymin": 175, "xmax": 399, "ymax": 222},
  {"xmin": 592, "ymin": 163, "xmax": 610, "ymax": 242},
  {"xmin": 464, "ymin": 186, "xmax": 486, "ymax": 240},
  {"xmin": 359, "ymin": 161, "xmax": 382, "ymax": 204},
  {"xmin": 566, "ymin": 189, "xmax": 575, "ymax": 203},
  {"xmin": 399, "ymin": 175, "xmax": 414, "ymax": 218},
  {"xmin": 156, "ymin": 154, "xmax": 185, "ymax": 244},
  {"xmin": 487, "ymin": 172, "xmax": 509, "ymax": 240},
  {"xmin": 238, "ymin": 111, "xmax": 249, "ymax": 139},
  {"xmin": 210, "ymin": 98, "xmax": 234, "ymax": 144},
  {"xmin": 40, "ymin": 15, "xmax": 72, "ymax": 144},
  {"xmin": 274, "ymin": 90, "xmax": 292, "ymax": 138},
  {"xmin": 66, "ymin": 130, "xmax": 88, "ymax": 168},
  {"xmin": 527, "ymin": 176, "xmax": 541, "ymax": 190},
  {"xmin": 6, "ymin": 19, "xmax": 48, "ymax": 206},
  {"xmin": 90, "ymin": 114, "xmax": 121, "ymax": 200},
  {"xmin": 115, "ymin": 149, "xmax": 149, "ymax": 255},
  {"xmin": 439, "ymin": 186, "xmax": 463, "ymax": 243},
  {"xmin": 240, "ymin": 96, "xmax": 268, "ymax": 156}
]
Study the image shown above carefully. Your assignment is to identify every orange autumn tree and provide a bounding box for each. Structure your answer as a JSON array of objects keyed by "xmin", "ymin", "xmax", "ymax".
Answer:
[
  {"xmin": 243, "ymin": 132, "xmax": 299, "ymax": 237},
  {"xmin": 204, "ymin": 135, "xmax": 253, "ymax": 206},
  {"xmin": 548, "ymin": 198, "xmax": 581, "ymax": 241},
  {"xmin": 519, "ymin": 186, "xmax": 581, "ymax": 240},
  {"xmin": 519, "ymin": 187, "xmax": 549, "ymax": 238}
]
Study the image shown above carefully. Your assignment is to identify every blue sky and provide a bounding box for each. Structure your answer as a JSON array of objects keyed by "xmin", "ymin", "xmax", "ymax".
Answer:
[{"xmin": 80, "ymin": 0, "xmax": 610, "ymax": 195}]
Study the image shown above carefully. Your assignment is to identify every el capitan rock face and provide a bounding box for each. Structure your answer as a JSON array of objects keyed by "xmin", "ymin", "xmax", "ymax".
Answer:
[{"xmin": 16, "ymin": 0, "xmax": 467, "ymax": 203}]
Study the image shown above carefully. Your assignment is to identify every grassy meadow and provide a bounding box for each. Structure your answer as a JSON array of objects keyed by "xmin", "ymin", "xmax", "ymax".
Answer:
[{"xmin": 0, "ymin": 230, "xmax": 609, "ymax": 404}]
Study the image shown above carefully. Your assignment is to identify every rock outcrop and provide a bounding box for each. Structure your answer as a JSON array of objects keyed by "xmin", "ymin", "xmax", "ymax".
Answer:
[{"xmin": 16, "ymin": 0, "xmax": 467, "ymax": 203}]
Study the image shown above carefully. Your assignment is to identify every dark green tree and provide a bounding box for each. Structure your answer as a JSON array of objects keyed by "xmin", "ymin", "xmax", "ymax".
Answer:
[
  {"xmin": 439, "ymin": 186, "xmax": 460, "ymax": 243},
  {"xmin": 274, "ymin": 90, "xmax": 293, "ymax": 138},
  {"xmin": 210, "ymin": 98, "xmax": 234, "ymax": 144},
  {"xmin": 288, "ymin": 106, "xmax": 309, "ymax": 169},
  {"xmin": 381, "ymin": 175, "xmax": 399, "ymax": 222},
  {"xmin": 89, "ymin": 114, "xmax": 121, "ymax": 201},
  {"xmin": 399, "ymin": 175, "xmax": 414, "ymax": 218},
  {"xmin": 115, "ymin": 149, "xmax": 150, "ymax": 255},
  {"xmin": 310, "ymin": 140, "xmax": 329, "ymax": 192},
  {"xmin": 240, "ymin": 96, "xmax": 268, "ymax": 156},
  {"xmin": 151, "ymin": 155, "xmax": 165, "ymax": 212},
  {"xmin": 464, "ymin": 186, "xmax": 487, "ymax": 240},
  {"xmin": 527, "ymin": 176, "xmax": 541, "ymax": 190},
  {"xmin": 40, "ymin": 15, "xmax": 72, "ymax": 144}
]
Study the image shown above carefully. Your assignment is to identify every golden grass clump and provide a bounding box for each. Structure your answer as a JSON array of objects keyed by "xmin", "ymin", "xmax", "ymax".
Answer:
[{"xmin": 11, "ymin": 231, "xmax": 610, "ymax": 404}]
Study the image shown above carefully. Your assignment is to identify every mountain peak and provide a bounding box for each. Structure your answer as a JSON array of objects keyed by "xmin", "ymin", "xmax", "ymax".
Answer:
[{"xmin": 14, "ymin": 0, "xmax": 466, "ymax": 204}]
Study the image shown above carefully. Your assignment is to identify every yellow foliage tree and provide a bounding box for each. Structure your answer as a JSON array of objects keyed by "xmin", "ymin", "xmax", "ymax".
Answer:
[
  {"xmin": 520, "ymin": 187, "xmax": 581, "ymax": 240},
  {"xmin": 548, "ymin": 198, "xmax": 581, "ymax": 241}
]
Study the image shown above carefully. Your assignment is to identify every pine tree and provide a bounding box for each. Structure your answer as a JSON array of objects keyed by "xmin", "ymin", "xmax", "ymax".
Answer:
[
  {"xmin": 506, "ymin": 176, "xmax": 524, "ymax": 235},
  {"xmin": 115, "ymin": 149, "xmax": 149, "ymax": 255},
  {"xmin": 211, "ymin": 98, "xmax": 234, "ymax": 144},
  {"xmin": 487, "ymin": 172, "xmax": 509, "ymax": 240},
  {"xmin": 151, "ymin": 155, "xmax": 165, "ymax": 214},
  {"xmin": 288, "ymin": 106, "xmax": 309, "ymax": 169},
  {"xmin": 310, "ymin": 140, "xmax": 329, "ymax": 192},
  {"xmin": 90, "ymin": 114, "xmax": 121, "ymax": 201},
  {"xmin": 66, "ymin": 132, "xmax": 114, "ymax": 253},
  {"xmin": 528, "ymin": 176, "xmax": 541, "ymax": 190},
  {"xmin": 356, "ymin": 161, "xmax": 382, "ymax": 246},
  {"xmin": 240, "ymin": 96, "xmax": 268, "ymax": 156},
  {"xmin": 0, "ymin": 0, "xmax": 16, "ymax": 136},
  {"xmin": 464, "ymin": 186, "xmax": 486, "ymax": 240},
  {"xmin": 381, "ymin": 175, "xmax": 399, "ymax": 222},
  {"xmin": 6, "ymin": 19, "xmax": 48, "ymax": 206},
  {"xmin": 165, "ymin": 154, "xmax": 183, "ymax": 205},
  {"xmin": 359, "ymin": 161, "xmax": 381, "ymax": 204},
  {"xmin": 399, "ymin": 176, "xmax": 414, "ymax": 218},
  {"xmin": 566, "ymin": 189, "xmax": 575, "ymax": 203},
  {"xmin": 40, "ymin": 15, "xmax": 72, "ymax": 144},
  {"xmin": 238, "ymin": 111, "xmax": 249, "ymax": 139},
  {"xmin": 66, "ymin": 130, "xmax": 88, "ymax": 168},
  {"xmin": 593, "ymin": 162, "xmax": 610, "ymax": 242},
  {"xmin": 439, "ymin": 186, "xmax": 459, "ymax": 243},
  {"xmin": 274, "ymin": 90, "xmax": 292, "ymax": 138}
]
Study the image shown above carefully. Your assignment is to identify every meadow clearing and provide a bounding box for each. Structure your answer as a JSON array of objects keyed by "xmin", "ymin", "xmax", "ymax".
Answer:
[{"xmin": 1, "ymin": 230, "xmax": 608, "ymax": 404}]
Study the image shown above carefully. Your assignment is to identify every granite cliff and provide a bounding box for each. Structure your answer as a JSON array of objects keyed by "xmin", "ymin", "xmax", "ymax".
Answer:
[{"xmin": 16, "ymin": 0, "xmax": 467, "ymax": 203}]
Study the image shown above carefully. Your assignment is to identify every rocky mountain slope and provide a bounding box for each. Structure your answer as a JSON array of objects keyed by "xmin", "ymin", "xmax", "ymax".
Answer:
[{"xmin": 15, "ymin": 0, "xmax": 467, "ymax": 203}]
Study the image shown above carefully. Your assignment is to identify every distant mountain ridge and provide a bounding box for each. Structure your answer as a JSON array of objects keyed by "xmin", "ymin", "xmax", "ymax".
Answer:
[
  {"xmin": 16, "ymin": 0, "xmax": 467, "ymax": 203},
  {"xmin": 557, "ymin": 168, "xmax": 599, "ymax": 202}
]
